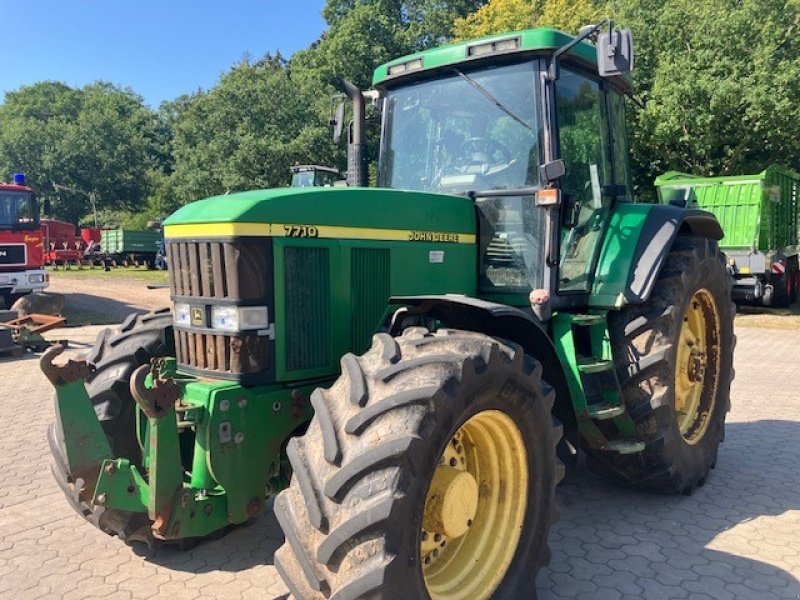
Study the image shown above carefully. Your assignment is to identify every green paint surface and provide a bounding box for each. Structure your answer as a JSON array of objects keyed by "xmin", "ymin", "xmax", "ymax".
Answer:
[
  {"xmin": 655, "ymin": 166, "xmax": 800, "ymax": 253},
  {"xmin": 373, "ymin": 28, "xmax": 598, "ymax": 86},
  {"xmin": 165, "ymin": 187, "xmax": 475, "ymax": 234},
  {"xmin": 589, "ymin": 203, "xmax": 652, "ymax": 308}
]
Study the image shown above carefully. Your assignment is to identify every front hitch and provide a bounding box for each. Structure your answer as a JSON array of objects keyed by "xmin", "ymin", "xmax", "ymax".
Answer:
[{"xmin": 42, "ymin": 344, "xmax": 112, "ymax": 500}]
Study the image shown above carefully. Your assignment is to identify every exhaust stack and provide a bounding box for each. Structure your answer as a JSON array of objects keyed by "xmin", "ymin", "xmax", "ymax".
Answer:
[{"xmin": 341, "ymin": 79, "xmax": 368, "ymax": 187}]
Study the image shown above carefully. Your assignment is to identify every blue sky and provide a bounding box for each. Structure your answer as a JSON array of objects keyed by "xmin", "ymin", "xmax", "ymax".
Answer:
[{"xmin": 0, "ymin": 1, "xmax": 327, "ymax": 108}]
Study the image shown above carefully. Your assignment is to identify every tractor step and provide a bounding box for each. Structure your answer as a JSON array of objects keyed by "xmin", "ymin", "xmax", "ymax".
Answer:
[
  {"xmin": 587, "ymin": 401, "xmax": 626, "ymax": 420},
  {"xmin": 607, "ymin": 440, "xmax": 646, "ymax": 454},
  {"xmin": 577, "ymin": 357, "xmax": 615, "ymax": 374},
  {"xmin": 565, "ymin": 313, "xmax": 606, "ymax": 326}
]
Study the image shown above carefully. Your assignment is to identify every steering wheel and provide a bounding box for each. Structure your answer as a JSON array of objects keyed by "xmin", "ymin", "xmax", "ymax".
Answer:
[{"xmin": 460, "ymin": 137, "xmax": 512, "ymax": 167}]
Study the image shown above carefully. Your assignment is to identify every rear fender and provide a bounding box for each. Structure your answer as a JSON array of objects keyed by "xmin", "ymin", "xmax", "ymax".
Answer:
[
  {"xmin": 387, "ymin": 295, "xmax": 576, "ymax": 438},
  {"xmin": 590, "ymin": 204, "xmax": 723, "ymax": 309}
]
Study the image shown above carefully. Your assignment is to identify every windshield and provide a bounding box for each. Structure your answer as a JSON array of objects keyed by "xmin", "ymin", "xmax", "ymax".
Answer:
[
  {"xmin": 379, "ymin": 61, "xmax": 541, "ymax": 194},
  {"xmin": 0, "ymin": 191, "xmax": 37, "ymax": 230},
  {"xmin": 291, "ymin": 172, "xmax": 316, "ymax": 187}
]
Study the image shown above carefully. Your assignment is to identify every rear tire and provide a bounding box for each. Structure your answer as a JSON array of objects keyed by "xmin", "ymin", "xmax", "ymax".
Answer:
[
  {"xmin": 586, "ymin": 235, "xmax": 734, "ymax": 493},
  {"xmin": 274, "ymin": 328, "xmax": 563, "ymax": 600}
]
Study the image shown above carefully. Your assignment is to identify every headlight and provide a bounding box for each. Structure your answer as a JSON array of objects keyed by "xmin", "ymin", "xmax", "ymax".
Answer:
[
  {"xmin": 28, "ymin": 273, "xmax": 45, "ymax": 284},
  {"xmin": 211, "ymin": 305, "xmax": 269, "ymax": 332},
  {"xmin": 174, "ymin": 303, "xmax": 191, "ymax": 326},
  {"xmin": 211, "ymin": 305, "xmax": 239, "ymax": 332}
]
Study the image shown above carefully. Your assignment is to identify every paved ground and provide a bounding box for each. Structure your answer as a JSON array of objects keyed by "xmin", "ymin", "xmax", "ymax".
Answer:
[
  {"xmin": 46, "ymin": 273, "xmax": 171, "ymax": 322},
  {"xmin": 0, "ymin": 324, "xmax": 798, "ymax": 599}
]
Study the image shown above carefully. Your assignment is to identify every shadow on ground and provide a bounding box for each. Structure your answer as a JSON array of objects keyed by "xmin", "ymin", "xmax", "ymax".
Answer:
[
  {"xmin": 130, "ymin": 420, "xmax": 800, "ymax": 599},
  {"xmin": 61, "ymin": 292, "xmax": 149, "ymax": 325}
]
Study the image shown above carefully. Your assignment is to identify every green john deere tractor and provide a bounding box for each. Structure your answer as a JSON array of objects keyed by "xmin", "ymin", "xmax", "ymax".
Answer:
[{"xmin": 44, "ymin": 23, "xmax": 735, "ymax": 599}]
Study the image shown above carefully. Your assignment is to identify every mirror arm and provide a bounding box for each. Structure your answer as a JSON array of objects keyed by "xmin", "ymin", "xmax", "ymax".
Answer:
[{"xmin": 547, "ymin": 19, "xmax": 609, "ymax": 81}]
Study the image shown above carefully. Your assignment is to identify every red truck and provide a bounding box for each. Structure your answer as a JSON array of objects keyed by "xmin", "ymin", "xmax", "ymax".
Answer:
[{"xmin": 0, "ymin": 173, "xmax": 48, "ymax": 307}]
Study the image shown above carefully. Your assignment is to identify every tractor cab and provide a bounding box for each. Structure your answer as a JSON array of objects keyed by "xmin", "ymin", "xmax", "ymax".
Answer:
[
  {"xmin": 289, "ymin": 164, "xmax": 341, "ymax": 188},
  {"xmin": 366, "ymin": 27, "xmax": 635, "ymax": 309}
]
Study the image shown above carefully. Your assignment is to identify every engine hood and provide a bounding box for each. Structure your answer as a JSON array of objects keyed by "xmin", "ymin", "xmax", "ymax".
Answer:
[{"xmin": 164, "ymin": 187, "xmax": 476, "ymax": 243}]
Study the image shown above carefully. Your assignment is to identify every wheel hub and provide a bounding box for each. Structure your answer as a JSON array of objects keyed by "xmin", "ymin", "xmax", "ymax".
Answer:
[
  {"xmin": 674, "ymin": 289, "xmax": 721, "ymax": 443},
  {"xmin": 423, "ymin": 466, "xmax": 478, "ymax": 539},
  {"xmin": 421, "ymin": 410, "xmax": 529, "ymax": 600}
]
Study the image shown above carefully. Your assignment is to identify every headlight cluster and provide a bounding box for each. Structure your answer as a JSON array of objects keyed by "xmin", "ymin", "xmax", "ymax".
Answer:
[
  {"xmin": 173, "ymin": 302, "xmax": 270, "ymax": 333},
  {"xmin": 28, "ymin": 273, "xmax": 45, "ymax": 284}
]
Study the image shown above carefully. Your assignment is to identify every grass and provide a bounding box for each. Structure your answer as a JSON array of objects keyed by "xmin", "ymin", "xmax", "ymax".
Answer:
[{"xmin": 49, "ymin": 266, "xmax": 170, "ymax": 284}]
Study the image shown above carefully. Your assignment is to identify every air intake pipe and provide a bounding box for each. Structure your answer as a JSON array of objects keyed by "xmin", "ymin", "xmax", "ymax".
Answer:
[{"xmin": 341, "ymin": 79, "xmax": 368, "ymax": 188}]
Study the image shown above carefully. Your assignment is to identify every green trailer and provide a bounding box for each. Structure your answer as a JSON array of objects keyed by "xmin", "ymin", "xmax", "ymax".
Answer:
[
  {"xmin": 101, "ymin": 229, "xmax": 162, "ymax": 268},
  {"xmin": 656, "ymin": 166, "xmax": 800, "ymax": 305}
]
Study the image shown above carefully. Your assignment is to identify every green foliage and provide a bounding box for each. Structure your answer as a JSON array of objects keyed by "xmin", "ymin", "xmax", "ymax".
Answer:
[
  {"xmin": 4, "ymin": 0, "xmax": 800, "ymax": 218},
  {"xmin": 0, "ymin": 82, "xmax": 161, "ymax": 224},
  {"xmin": 615, "ymin": 0, "xmax": 800, "ymax": 191},
  {"xmin": 453, "ymin": 0, "xmax": 605, "ymax": 39}
]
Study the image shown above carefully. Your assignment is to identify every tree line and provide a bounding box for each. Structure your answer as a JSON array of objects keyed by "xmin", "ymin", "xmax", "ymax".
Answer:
[{"xmin": 1, "ymin": 0, "xmax": 798, "ymax": 226}]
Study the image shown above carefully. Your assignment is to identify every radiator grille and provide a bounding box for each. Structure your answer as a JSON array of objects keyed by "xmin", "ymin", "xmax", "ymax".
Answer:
[
  {"xmin": 167, "ymin": 239, "xmax": 271, "ymax": 379},
  {"xmin": 175, "ymin": 330, "xmax": 268, "ymax": 374},
  {"xmin": 284, "ymin": 246, "xmax": 330, "ymax": 371},
  {"xmin": 351, "ymin": 248, "xmax": 390, "ymax": 354},
  {"xmin": 167, "ymin": 240, "xmax": 268, "ymax": 300}
]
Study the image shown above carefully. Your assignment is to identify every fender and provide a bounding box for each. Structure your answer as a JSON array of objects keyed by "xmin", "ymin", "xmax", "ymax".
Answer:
[
  {"xmin": 387, "ymin": 295, "xmax": 576, "ymax": 438},
  {"xmin": 590, "ymin": 203, "xmax": 724, "ymax": 309}
]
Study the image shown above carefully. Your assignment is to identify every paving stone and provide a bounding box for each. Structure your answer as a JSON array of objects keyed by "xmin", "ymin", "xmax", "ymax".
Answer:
[{"xmin": 1, "ymin": 324, "xmax": 800, "ymax": 598}]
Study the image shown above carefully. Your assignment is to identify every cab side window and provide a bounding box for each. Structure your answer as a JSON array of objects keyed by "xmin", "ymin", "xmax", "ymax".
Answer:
[{"xmin": 556, "ymin": 69, "xmax": 612, "ymax": 292}]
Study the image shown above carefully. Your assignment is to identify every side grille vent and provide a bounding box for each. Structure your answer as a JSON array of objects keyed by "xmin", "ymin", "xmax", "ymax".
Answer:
[
  {"xmin": 351, "ymin": 248, "xmax": 390, "ymax": 354},
  {"xmin": 285, "ymin": 246, "xmax": 330, "ymax": 371}
]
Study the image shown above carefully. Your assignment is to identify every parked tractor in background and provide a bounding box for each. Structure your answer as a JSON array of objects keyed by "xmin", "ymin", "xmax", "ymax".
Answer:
[
  {"xmin": 290, "ymin": 164, "xmax": 342, "ymax": 187},
  {"xmin": 656, "ymin": 166, "xmax": 800, "ymax": 306},
  {"xmin": 44, "ymin": 24, "xmax": 735, "ymax": 599},
  {"xmin": 0, "ymin": 173, "xmax": 48, "ymax": 308}
]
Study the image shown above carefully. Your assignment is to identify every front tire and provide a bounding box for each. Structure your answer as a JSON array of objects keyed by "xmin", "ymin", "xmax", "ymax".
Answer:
[
  {"xmin": 49, "ymin": 309, "xmax": 174, "ymax": 544},
  {"xmin": 586, "ymin": 235, "xmax": 734, "ymax": 493},
  {"xmin": 274, "ymin": 328, "xmax": 563, "ymax": 600}
]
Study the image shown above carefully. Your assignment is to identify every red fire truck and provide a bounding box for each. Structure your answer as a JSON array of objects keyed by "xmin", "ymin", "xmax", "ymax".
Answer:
[{"xmin": 0, "ymin": 173, "xmax": 47, "ymax": 307}]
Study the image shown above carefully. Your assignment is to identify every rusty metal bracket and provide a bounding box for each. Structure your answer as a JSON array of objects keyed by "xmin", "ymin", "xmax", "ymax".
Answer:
[
  {"xmin": 2, "ymin": 313, "xmax": 66, "ymax": 334},
  {"xmin": 130, "ymin": 360, "xmax": 180, "ymax": 419},
  {"xmin": 40, "ymin": 344, "xmax": 93, "ymax": 386}
]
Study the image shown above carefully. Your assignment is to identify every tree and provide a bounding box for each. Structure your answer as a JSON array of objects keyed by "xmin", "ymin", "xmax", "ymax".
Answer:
[
  {"xmin": 453, "ymin": 0, "xmax": 605, "ymax": 39},
  {"xmin": 0, "ymin": 81, "xmax": 161, "ymax": 224},
  {"xmin": 168, "ymin": 55, "xmax": 326, "ymax": 204},
  {"xmin": 615, "ymin": 0, "xmax": 800, "ymax": 191}
]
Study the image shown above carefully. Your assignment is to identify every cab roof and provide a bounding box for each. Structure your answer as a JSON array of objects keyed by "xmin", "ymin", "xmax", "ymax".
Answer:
[{"xmin": 372, "ymin": 28, "xmax": 598, "ymax": 87}]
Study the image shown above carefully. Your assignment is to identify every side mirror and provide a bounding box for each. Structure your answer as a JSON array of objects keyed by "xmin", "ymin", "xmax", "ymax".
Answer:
[
  {"xmin": 598, "ymin": 28, "xmax": 634, "ymax": 77},
  {"xmin": 43, "ymin": 197, "xmax": 51, "ymax": 215},
  {"xmin": 331, "ymin": 102, "xmax": 345, "ymax": 144}
]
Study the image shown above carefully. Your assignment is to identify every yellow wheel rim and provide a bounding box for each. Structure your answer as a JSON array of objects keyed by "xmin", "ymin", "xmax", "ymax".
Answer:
[
  {"xmin": 675, "ymin": 288, "xmax": 721, "ymax": 444},
  {"xmin": 421, "ymin": 410, "xmax": 528, "ymax": 600}
]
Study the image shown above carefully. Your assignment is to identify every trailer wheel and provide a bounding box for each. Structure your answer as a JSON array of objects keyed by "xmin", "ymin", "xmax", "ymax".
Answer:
[
  {"xmin": 274, "ymin": 328, "xmax": 563, "ymax": 600},
  {"xmin": 49, "ymin": 308, "xmax": 174, "ymax": 544},
  {"xmin": 586, "ymin": 235, "xmax": 734, "ymax": 493}
]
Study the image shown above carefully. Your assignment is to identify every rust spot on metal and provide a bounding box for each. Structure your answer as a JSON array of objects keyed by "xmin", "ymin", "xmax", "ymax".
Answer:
[
  {"xmin": 290, "ymin": 388, "xmax": 309, "ymax": 420},
  {"xmin": 129, "ymin": 361, "xmax": 180, "ymax": 419},
  {"xmin": 246, "ymin": 498, "xmax": 262, "ymax": 517},
  {"xmin": 40, "ymin": 344, "xmax": 93, "ymax": 386}
]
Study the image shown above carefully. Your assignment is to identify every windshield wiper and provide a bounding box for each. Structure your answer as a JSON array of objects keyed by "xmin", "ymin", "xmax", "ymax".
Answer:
[{"xmin": 452, "ymin": 68, "xmax": 533, "ymax": 132}]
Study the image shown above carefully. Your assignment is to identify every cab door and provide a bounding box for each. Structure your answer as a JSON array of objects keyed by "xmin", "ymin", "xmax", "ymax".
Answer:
[{"xmin": 554, "ymin": 68, "xmax": 621, "ymax": 299}]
